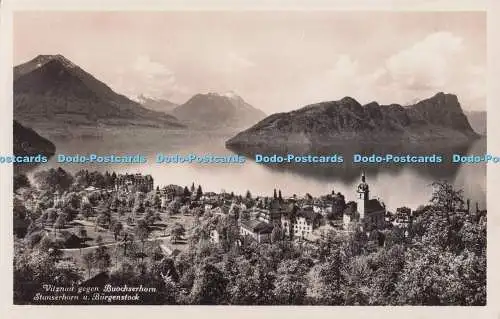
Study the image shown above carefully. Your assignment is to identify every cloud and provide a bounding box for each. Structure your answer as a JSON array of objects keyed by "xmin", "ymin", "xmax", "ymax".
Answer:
[
  {"xmin": 114, "ymin": 55, "xmax": 189, "ymax": 101},
  {"xmin": 134, "ymin": 55, "xmax": 172, "ymax": 76},
  {"xmin": 308, "ymin": 31, "xmax": 484, "ymax": 109},
  {"xmin": 381, "ymin": 32, "xmax": 464, "ymax": 91},
  {"xmin": 329, "ymin": 54, "xmax": 359, "ymax": 78}
]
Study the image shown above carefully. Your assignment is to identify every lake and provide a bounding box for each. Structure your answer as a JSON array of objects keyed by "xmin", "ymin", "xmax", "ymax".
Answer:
[{"xmin": 30, "ymin": 128, "xmax": 487, "ymax": 211}]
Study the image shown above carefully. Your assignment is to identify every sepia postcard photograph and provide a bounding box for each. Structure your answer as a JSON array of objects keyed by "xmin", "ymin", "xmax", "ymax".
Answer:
[{"xmin": 1, "ymin": 0, "xmax": 499, "ymax": 317}]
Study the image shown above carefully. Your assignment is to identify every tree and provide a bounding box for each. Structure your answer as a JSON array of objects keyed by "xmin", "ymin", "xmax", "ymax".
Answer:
[
  {"xmin": 459, "ymin": 217, "xmax": 486, "ymax": 256},
  {"xmin": 76, "ymin": 227, "xmax": 87, "ymax": 253},
  {"xmin": 245, "ymin": 190, "xmax": 252, "ymax": 200},
  {"xmin": 396, "ymin": 206, "xmax": 411, "ymax": 217},
  {"xmin": 122, "ymin": 233, "xmax": 134, "ymax": 257},
  {"xmin": 133, "ymin": 202, "xmax": 145, "ymax": 217},
  {"xmin": 111, "ymin": 243, "xmax": 123, "ymax": 267},
  {"xmin": 45, "ymin": 208, "xmax": 58, "ymax": 225},
  {"xmin": 416, "ymin": 182, "xmax": 468, "ymax": 251},
  {"xmin": 183, "ymin": 186, "xmax": 191, "ymax": 198},
  {"xmin": 332, "ymin": 194, "xmax": 347, "ymax": 218},
  {"xmin": 135, "ymin": 219, "xmax": 150, "ymax": 253},
  {"xmin": 75, "ymin": 170, "xmax": 90, "ymax": 188},
  {"xmin": 430, "ymin": 181, "xmax": 464, "ymax": 216},
  {"xmin": 13, "ymin": 199, "xmax": 29, "ymax": 238},
  {"xmin": 64, "ymin": 192, "xmax": 81, "ymax": 210},
  {"xmin": 152, "ymin": 194, "xmax": 161, "ymax": 209},
  {"xmin": 364, "ymin": 245, "xmax": 405, "ymax": 305},
  {"xmin": 196, "ymin": 185, "xmax": 203, "ymax": 199},
  {"xmin": 82, "ymin": 251, "xmax": 95, "ymax": 277},
  {"xmin": 273, "ymin": 189, "xmax": 277, "ymax": 199},
  {"xmin": 144, "ymin": 209, "xmax": 161, "ymax": 226},
  {"xmin": 167, "ymin": 200, "xmax": 181, "ymax": 215},
  {"xmin": 26, "ymin": 232, "xmax": 43, "ymax": 248},
  {"xmin": 394, "ymin": 246, "xmax": 484, "ymax": 305},
  {"xmin": 189, "ymin": 262, "xmax": 227, "ymax": 305},
  {"xmin": 228, "ymin": 204, "xmax": 240, "ymax": 221},
  {"xmin": 52, "ymin": 259, "xmax": 82, "ymax": 286},
  {"xmin": 88, "ymin": 171, "xmax": 105, "ymax": 188},
  {"xmin": 229, "ymin": 258, "xmax": 275, "ymax": 305},
  {"xmin": 95, "ymin": 213, "xmax": 111, "ymax": 231},
  {"xmin": 162, "ymin": 273, "xmax": 179, "ymax": 304},
  {"xmin": 273, "ymin": 259, "xmax": 308, "ymax": 305},
  {"xmin": 54, "ymin": 213, "xmax": 67, "ymax": 236},
  {"xmin": 190, "ymin": 182, "xmax": 195, "ymax": 193},
  {"xmin": 34, "ymin": 167, "xmax": 74, "ymax": 192},
  {"xmin": 38, "ymin": 235, "xmax": 54, "ymax": 252},
  {"xmin": 112, "ymin": 221, "xmax": 123, "ymax": 241},
  {"xmin": 240, "ymin": 210, "xmax": 250, "ymax": 221},
  {"xmin": 14, "ymin": 173, "xmax": 30, "ymax": 192},
  {"xmin": 104, "ymin": 171, "xmax": 113, "ymax": 189},
  {"xmin": 308, "ymin": 250, "xmax": 344, "ymax": 305},
  {"xmin": 342, "ymin": 254, "xmax": 373, "ymax": 305},
  {"xmin": 13, "ymin": 244, "xmax": 82, "ymax": 304},
  {"xmin": 80, "ymin": 202, "xmax": 93, "ymax": 220},
  {"xmin": 94, "ymin": 243, "xmax": 112, "ymax": 273},
  {"xmin": 271, "ymin": 225, "xmax": 283, "ymax": 243},
  {"xmin": 171, "ymin": 223, "xmax": 186, "ymax": 244}
]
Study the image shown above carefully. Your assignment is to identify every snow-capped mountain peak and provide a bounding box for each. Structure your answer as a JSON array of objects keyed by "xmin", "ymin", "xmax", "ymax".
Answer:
[{"xmin": 221, "ymin": 90, "xmax": 240, "ymax": 99}]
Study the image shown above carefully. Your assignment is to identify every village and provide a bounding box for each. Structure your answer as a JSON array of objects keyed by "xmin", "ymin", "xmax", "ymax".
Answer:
[
  {"xmin": 13, "ymin": 168, "xmax": 485, "ymax": 280},
  {"xmin": 17, "ymin": 170, "xmax": 394, "ymax": 248},
  {"xmin": 12, "ymin": 167, "xmax": 488, "ymax": 306}
]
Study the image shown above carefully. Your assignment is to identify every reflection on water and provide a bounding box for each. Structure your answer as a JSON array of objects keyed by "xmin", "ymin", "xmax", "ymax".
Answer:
[
  {"xmin": 228, "ymin": 139, "xmax": 486, "ymax": 210},
  {"xmin": 29, "ymin": 129, "xmax": 486, "ymax": 211},
  {"xmin": 227, "ymin": 142, "xmax": 479, "ymax": 183}
]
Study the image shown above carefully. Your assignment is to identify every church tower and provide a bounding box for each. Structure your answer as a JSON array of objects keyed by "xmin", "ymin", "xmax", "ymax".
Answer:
[{"xmin": 356, "ymin": 171, "xmax": 369, "ymax": 219}]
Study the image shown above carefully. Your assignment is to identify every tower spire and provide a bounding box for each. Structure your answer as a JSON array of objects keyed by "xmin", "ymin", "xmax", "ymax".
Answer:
[
  {"xmin": 356, "ymin": 170, "xmax": 369, "ymax": 200},
  {"xmin": 356, "ymin": 170, "xmax": 369, "ymax": 219}
]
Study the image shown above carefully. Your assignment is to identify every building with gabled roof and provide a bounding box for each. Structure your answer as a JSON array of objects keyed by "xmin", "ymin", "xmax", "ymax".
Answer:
[{"xmin": 239, "ymin": 218, "xmax": 274, "ymax": 243}]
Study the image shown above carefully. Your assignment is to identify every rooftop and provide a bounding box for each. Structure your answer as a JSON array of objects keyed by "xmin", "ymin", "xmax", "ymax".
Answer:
[
  {"xmin": 365, "ymin": 199, "xmax": 385, "ymax": 214},
  {"xmin": 240, "ymin": 219, "xmax": 274, "ymax": 234}
]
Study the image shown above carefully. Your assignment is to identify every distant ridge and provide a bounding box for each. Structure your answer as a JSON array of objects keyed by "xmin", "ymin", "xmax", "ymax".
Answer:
[
  {"xmin": 226, "ymin": 92, "xmax": 479, "ymax": 148},
  {"xmin": 171, "ymin": 91, "xmax": 266, "ymax": 130},
  {"xmin": 137, "ymin": 94, "xmax": 179, "ymax": 114}
]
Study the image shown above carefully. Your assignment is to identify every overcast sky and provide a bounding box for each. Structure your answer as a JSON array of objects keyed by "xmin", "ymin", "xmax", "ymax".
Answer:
[{"xmin": 13, "ymin": 11, "xmax": 486, "ymax": 112}]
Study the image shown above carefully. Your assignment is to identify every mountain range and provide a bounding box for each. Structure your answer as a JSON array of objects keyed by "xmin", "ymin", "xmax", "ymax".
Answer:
[
  {"xmin": 226, "ymin": 92, "xmax": 480, "ymax": 149},
  {"xmin": 170, "ymin": 92, "xmax": 266, "ymax": 130},
  {"xmin": 137, "ymin": 95, "xmax": 179, "ymax": 113},
  {"xmin": 14, "ymin": 54, "xmax": 266, "ymax": 133},
  {"xmin": 13, "ymin": 55, "xmax": 184, "ymax": 130},
  {"xmin": 12, "ymin": 54, "xmax": 483, "ymax": 142}
]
